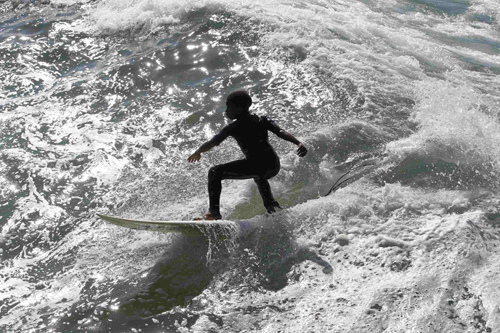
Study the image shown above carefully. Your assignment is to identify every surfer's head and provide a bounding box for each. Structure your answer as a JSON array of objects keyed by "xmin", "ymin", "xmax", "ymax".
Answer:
[{"xmin": 225, "ymin": 90, "xmax": 252, "ymax": 120}]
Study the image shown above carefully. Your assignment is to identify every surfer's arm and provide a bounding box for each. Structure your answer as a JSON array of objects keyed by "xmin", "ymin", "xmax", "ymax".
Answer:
[
  {"xmin": 275, "ymin": 131, "xmax": 308, "ymax": 157},
  {"xmin": 264, "ymin": 117, "xmax": 307, "ymax": 157},
  {"xmin": 187, "ymin": 140, "xmax": 217, "ymax": 162},
  {"xmin": 187, "ymin": 127, "xmax": 230, "ymax": 163}
]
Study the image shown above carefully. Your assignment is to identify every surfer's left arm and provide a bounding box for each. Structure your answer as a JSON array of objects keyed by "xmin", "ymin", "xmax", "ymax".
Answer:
[
  {"xmin": 265, "ymin": 117, "xmax": 308, "ymax": 157},
  {"xmin": 276, "ymin": 131, "xmax": 308, "ymax": 157}
]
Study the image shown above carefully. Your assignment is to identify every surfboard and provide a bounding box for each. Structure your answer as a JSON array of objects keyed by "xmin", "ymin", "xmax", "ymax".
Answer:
[{"xmin": 97, "ymin": 214, "xmax": 254, "ymax": 236}]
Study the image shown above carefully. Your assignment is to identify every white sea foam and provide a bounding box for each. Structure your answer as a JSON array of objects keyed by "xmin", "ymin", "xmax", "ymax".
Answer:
[
  {"xmin": 386, "ymin": 79, "xmax": 500, "ymax": 168},
  {"xmin": 3, "ymin": 1, "xmax": 500, "ymax": 331},
  {"xmin": 89, "ymin": 0, "xmax": 500, "ymax": 119},
  {"xmin": 469, "ymin": 0, "xmax": 500, "ymax": 23},
  {"xmin": 91, "ymin": 0, "xmax": 213, "ymax": 34}
]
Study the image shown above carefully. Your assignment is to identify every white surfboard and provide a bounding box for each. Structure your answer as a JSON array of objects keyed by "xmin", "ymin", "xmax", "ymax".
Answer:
[{"xmin": 97, "ymin": 214, "xmax": 254, "ymax": 236}]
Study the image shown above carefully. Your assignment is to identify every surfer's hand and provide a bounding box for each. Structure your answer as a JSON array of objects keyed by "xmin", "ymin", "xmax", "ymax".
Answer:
[
  {"xmin": 297, "ymin": 143, "xmax": 307, "ymax": 157},
  {"xmin": 187, "ymin": 152, "xmax": 201, "ymax": 163}
]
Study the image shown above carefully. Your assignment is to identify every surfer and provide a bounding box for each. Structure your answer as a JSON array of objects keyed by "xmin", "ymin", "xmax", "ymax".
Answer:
[{"xmin": 187, "ymin": 90, "xmax": 307, "ymax": 220}]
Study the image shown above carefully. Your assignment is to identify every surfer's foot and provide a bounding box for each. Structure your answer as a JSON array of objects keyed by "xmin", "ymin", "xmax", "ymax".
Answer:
[
  {"xmin": 265, "ymin": 201, "xmax": 282, "ymax": 214},
  {"xmin": 194, "ymin": 212, "xmax": 222, "ymax": 221}
]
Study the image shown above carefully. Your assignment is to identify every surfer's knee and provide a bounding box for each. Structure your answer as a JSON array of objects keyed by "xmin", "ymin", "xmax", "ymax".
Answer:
[
  {"xmin": 263, "ymin": 165, "xmax": 280, "ymax": 180},
  {"xmin": 208, "ymin": 165, "xmax": 223, "ymax": 180}
]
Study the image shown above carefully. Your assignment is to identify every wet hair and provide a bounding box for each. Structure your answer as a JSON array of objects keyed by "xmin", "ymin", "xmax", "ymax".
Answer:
[{"xmin": 226, "ymin": 90, "xmax": 252, "ymax": 109}]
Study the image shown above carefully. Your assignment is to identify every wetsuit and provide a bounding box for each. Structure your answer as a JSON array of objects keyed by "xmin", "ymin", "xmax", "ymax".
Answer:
[{"xmin": 208, "ymin": 113, "xmax": 282, "ymax": 214}]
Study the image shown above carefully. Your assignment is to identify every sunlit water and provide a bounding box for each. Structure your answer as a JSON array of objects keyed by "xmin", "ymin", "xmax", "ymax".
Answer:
[{"xmin": 1, "ymin": 0, "xmax": 500, "ymax": 332}]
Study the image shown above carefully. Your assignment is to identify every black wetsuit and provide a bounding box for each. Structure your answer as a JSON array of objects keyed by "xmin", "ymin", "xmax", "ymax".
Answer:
[{"xmin": 208, "ymin": 113, "xmax": 282, "ymax": 214}]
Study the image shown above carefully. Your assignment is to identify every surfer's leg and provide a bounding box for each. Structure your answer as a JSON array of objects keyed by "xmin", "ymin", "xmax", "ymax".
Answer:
[
  {"xmin": 255, "ymin": 153, "xmax": 281, "ymax": 214},
  {"xmin": 207, "ymin": 166, "xmax": 224, "ymax": 216},
  {"xmin": 254, "ymin": 178, "xmax": 281, "ymax": 213},
  {"xmin": 207, "ymin": 156, "xmax": 280, "ymax": 215},
  {"xmin": 207, "ymin": 160, "xmax": 256, "ymax": 215}
]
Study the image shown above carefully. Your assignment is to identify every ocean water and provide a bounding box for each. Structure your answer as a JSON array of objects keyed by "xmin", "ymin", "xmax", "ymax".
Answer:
[{"xmin": 1, "ymin": 0, "xmax": 500, "ymax": 332}]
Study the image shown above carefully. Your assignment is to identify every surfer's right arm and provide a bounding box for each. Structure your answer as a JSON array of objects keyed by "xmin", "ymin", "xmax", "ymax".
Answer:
[
  {"xmin": 187, "ymin": 126, "xmax": 231, "ymax": 163},
  {"xmin": 187, "ymin": 140, "xmax": 217, "ymax": 162}
]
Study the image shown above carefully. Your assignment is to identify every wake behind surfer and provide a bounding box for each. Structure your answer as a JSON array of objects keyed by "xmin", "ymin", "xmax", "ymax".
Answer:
[{"xmin": 187, "ymin": 90, "xmax": 308, "ymax": 220}]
